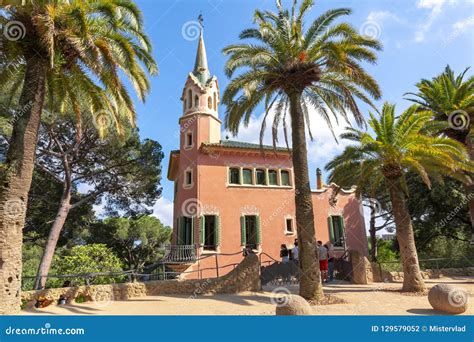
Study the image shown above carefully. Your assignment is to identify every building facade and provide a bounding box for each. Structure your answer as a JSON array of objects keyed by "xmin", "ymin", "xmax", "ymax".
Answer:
[{"xmin": 166, "ymin": 32, "xmax": 368, "ymax": 279}]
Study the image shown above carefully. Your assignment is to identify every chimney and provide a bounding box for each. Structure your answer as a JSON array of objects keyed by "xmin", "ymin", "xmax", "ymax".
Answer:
[{"xmin": 316, "ymin": 168, "xmax": 322, "ymax": 189}]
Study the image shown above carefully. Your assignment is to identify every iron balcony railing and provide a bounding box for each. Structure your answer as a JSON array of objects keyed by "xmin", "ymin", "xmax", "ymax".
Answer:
[{"xmin": 162, "ymin": 244, "xmax": 197, "ymax": 263}]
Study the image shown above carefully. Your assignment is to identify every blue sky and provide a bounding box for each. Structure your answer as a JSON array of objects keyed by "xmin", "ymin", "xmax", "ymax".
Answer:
[{"xmin": 125, "ymin": 0, "xmax": 474, "ymax": 227}]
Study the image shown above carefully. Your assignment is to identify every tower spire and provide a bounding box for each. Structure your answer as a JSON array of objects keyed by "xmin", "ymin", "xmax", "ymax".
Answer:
[{"xmin": 192, "ymin": 15, "xmax": 210, "ymax": 86}]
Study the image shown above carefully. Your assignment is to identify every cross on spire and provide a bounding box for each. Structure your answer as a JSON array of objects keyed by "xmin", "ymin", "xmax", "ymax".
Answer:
[
  {"xmin": 198, "ymin": 13, "xmax": 204, "ymax": 29},
  {"xmin": 192, "ymin": 14, "xmax": 210, "ymax": 86}
]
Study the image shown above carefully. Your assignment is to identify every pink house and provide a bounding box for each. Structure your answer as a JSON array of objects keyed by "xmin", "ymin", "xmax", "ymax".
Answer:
[{"xmin": 166, "ymin": 32, "xmax": 368, "ymax": 278}]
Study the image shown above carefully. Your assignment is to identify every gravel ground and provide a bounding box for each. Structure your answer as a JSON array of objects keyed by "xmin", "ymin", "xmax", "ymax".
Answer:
[{"xmin": 21, "ymin": 276, "xmax": 473, "ymax": 316}]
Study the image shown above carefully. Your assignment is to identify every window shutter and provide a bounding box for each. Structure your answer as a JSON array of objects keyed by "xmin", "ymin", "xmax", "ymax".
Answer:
[
  {"xmin": 215, "ymin": 215, "xmax": 220, "ymax": 246},
  {"xmin": 338, "ymin": 216, "xmax": 345, "ymax": 240},
  {"xmin": 256, "ymin": 215, "xmax": 262, "ymax": 245},
  {"xmin": 191, "ymin": 216, "xmax": 194, "ymax": 245},
  {"xmin": 176, "ymin": 217, "xmax": 180, "ymax": 244},
  {"xmin": 200, "ymin": 216, "xmax": 205, "ymax": 246},
  {"xmin": 179, "ymin": 217, "xmax": 185, "ymax": 245},
  {"xmin": 240, "ymin": 216, "xmax": 246, "ymax": 245},
  {"xmin": 328, "ymin": 216, "xmax": 335, "ymax": 243}
]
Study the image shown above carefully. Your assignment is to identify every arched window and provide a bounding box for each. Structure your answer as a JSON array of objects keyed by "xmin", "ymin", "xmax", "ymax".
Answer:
[
  {"xmin": 194, "ymin": 95, "xmax": 199, "ymax": 108},
  {"xmin": 183, "ymin": 99, "xmax": 187, "ymax": 112},
  {"xmin": 213, "ymin": 92, "xmax": 217, "ymax": 111},
  {"xmin": 188, "ymin": 89, "xmax": 192, "ymax": 109},
  {"xmin": 208, "ymin": 96, "xmax": 212, "ymax": 109}
]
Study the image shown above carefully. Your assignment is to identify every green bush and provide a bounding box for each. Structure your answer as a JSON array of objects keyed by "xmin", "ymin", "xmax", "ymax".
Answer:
[
  {"xmin": 376, "ymin": 238, "xmax": 402, "ymax": 272},
  {"xmin": 54, "ymin": 244, "xmax": 125, "ymax": 286}
]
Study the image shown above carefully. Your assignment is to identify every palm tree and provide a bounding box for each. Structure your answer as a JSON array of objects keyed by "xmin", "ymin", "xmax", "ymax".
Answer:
[
  {"xmin": 0, "ymin": 0, "xmax": 157, "ymax": 313},
  {"xmin": 221, "ymin": 0, "xmax": 382, "ymax": 300},
  {"xmin": 325, "ymin": 103, "xmax": 471, "ymax": 292},
  {"xmin": 405, "ymin": 66, "xmax": 474, "ymax": 243}
]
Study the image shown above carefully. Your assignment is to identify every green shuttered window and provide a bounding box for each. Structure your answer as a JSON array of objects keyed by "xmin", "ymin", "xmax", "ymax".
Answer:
[
  {"xmin": 240, "ymin": 216, "xmax": 246, "ymax": 246},
  {"xmin": 178, "ymin": 216, "xmax": 194, "ymax": 245},
  {"xmin": 328, "ymin": 215, "xmax": 345, "ymax": 247},
  {"xmin": 241, "ymin": 215, "xmax": 261, "ymax": 249},
  {"xmin": 200, "ymin": 215, "xmax": 220, "ymax": 250}
]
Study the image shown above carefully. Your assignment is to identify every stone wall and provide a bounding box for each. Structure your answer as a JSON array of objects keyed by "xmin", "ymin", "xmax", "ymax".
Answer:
[
  {"xmin": 350, "ymin": 250, "xmax": 373, "ymax": 284},
  {"xmin": 371, "ymin": 265, "xmax": 474, "ymax": 283},
  {"xmin": 21, "ymin": 254, "xmax": 260, "ymax": 307}
]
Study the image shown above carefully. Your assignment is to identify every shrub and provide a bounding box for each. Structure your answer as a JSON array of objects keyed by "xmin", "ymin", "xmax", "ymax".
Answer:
[{"xmin": 54, "ymin": 244, "xmax": 125, "ymax": 286}]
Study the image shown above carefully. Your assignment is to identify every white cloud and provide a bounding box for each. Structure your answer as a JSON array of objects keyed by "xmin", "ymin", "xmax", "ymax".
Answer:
[
  {"xmin": 414, "ymin": 0, "xmax": 446, "ymax": 42},
  {"xmin": 152, "ymin": 196, "xmax": 174, "ymax": 227},
  {"xmin": 451, "ymin": 15, "xmax": 474, "ymax": 38},
  {"xmin": 367, "ymin": 11, "xmax": 402, "ymax": 24}
]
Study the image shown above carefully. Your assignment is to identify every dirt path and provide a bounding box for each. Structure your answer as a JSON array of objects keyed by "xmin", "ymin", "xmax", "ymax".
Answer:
[{"xmin": 22, "ymin": 277, "xmax": 473, "ymax": 316}]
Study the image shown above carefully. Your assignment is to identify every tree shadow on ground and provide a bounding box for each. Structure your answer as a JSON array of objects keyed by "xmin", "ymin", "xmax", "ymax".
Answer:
[
  {"xmin": 23, "ymin": 303, "xmax": 105, "ymax": 315},
  {"xmin": 406, "ymin": 308, "xmax": 450, "ymax": 315}
]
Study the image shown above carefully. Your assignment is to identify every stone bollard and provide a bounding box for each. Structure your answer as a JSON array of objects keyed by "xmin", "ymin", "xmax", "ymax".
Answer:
[
  {"xmin": 275, "ymin": 295, "xmax": 312, "ymax": 315},
  {"xmin": 428, "ymin": 284, "xmax": 469, "ymax": 314}
]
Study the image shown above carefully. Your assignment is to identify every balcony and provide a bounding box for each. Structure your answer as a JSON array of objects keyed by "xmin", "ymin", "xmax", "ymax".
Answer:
[{"xmin": 162, "ymin": 244, "xmax": 197, "ymax": 263}]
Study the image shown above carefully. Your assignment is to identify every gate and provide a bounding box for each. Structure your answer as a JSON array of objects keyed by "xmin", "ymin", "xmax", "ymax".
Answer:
[
  {"xmin": 333, "ymin": 253, "xmax": 352, "ymax": 281},
  {"xmin": 260, "ymin": 260, "xmax": 300, "ymax": 285}
]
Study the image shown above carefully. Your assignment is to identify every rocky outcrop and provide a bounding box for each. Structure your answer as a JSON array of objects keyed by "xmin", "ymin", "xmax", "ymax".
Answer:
[
  {"xmin": 428, "ymin": 284, "xmax": 469, "ymax": 314},
  {"xmin": 275, "ymin": 295, "xmax": 312, "ymax": 315},
  {"xmin": 21, "ymin": 254, "xmax": 260, "ymax": 307}
]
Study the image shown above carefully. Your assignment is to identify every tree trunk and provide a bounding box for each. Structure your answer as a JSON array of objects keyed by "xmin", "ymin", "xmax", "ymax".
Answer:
[
  {"xmin": 369, "ymin": 206, "xmax": 377, "ymax": 262},
  {"xmin": 386, "ymin": 178, "xmax": 425, "ymax": 292},
  {"xmin": 34, "ymin": 188, "xmax": 72, "ymax": 290},
  {"xmin": 0, "ymin": 59, "xmax": 47, "ymax": 314},
  {"xmin": 464, "ymin": 134, "xmax": 474, "ymax": 245},
  {"xmin": 288, "ymin": 93, "xmax": 323, "ymax": 301}
]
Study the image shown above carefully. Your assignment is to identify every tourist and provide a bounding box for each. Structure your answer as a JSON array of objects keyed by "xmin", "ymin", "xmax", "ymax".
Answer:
[
  {"xmin": 318, "ymin": 241, "xmax": 328, "ymax": 282},
  {"xmin": 280, "ymin": 244, "xmax": 289, "ymax": 263},
  {"xmin": 325, "ymin": 243, "xmax": 335, "ymax": 282},
  {"xmin": 292, "ymin": 239, "xmax": 299, "ymax": 264}
]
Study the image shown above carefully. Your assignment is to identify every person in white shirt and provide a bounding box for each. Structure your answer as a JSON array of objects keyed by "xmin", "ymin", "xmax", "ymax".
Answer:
[
  {"xmin": 291, "ymin": 239, "xmax": 299, "ymax": 264},
  {"xmin": 317, "ymin": 241, "xmax": 328, "ymax": 282}
]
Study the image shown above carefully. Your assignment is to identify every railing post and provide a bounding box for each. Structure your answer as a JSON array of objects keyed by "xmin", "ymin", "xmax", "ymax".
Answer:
[{"xmin": 215, "ymin": 254, "xmax": 219, "ymax": 278}]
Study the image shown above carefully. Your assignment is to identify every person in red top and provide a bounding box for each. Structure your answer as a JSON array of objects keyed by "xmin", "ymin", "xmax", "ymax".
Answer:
[{"xmin": 317, "ymin": 241, "xmax": 328, "ymax": 282}]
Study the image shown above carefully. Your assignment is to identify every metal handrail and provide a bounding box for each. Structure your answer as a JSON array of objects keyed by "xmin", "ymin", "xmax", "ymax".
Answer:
[{"xmin": 22, "ymin": 249, "xmax": 260, "ymax": 290}]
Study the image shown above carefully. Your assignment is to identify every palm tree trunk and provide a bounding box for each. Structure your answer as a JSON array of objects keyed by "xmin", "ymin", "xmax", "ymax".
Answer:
[
  {"xmin": 369, "ymin": 207, "xmax": 377, "ymax": 262},
  {"xmin": 34, "ymin": 188, "xmax": 72, "ymax": 290},
  {"xmin": 0, "ymin": 58, "xmax": 47, "ymax": 314},
  {"xmin": 386, "ymin": 178, "xmax": 425, "ymax": 292},
  {"xmin": 288, "ymin": 93, "xmax": 323, "ymax": 301},
  {"xmin": 464, "ymin": 135, "xmax": 474, "ymax": 245}
]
